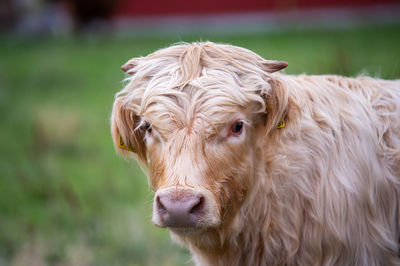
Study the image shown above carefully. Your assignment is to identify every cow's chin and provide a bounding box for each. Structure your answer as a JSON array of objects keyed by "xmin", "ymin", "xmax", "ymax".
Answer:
[
  {"xmin": 152, "ymin": 219, "xmax": 220, "ymax": 236},
  {"xmin": 168, "ymin": 226, "xmax": 208, "ymax": 236}
]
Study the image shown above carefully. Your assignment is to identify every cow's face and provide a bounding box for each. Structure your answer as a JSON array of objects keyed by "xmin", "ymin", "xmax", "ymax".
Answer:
[
  {"xmin": 145, "ymin": 101, "xmax": 266, "ymax": 235},
  {"xmin": 111, "ymin": 42, "xmax": 288, "ymax": 237}
]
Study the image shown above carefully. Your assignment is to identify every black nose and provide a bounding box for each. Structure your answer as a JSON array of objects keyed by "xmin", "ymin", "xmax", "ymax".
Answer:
[{"xmin": 156, "ymin": 190, "xmax": 205, "ymax": 227}]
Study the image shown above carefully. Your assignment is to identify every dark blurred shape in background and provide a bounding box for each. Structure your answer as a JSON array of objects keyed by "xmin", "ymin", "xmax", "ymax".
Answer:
[{"xmin": 69, "ymin": 0, "xmax": 117, "ymax": 31}]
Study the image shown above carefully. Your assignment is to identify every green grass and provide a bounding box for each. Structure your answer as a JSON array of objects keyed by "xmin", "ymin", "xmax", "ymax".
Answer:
[{"xmin": 0, "ymin": 25, "xmax": 400, "ymax": 266}]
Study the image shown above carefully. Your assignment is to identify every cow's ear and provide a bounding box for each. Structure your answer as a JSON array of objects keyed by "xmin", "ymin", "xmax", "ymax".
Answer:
[
  {"xmin": 111, "ymin": 98, "xmax": 147, "ymax": 164},
  {"xmin": 261, "ymin": 60, "xmax": 288, "ymax": 73},
  {"xmin": 262, "ymin": 76, "xmax": 298, "ymax": 135},
  {"xmin": 121, "ymin": 58, "xmax": 138, "ymax": 74}
]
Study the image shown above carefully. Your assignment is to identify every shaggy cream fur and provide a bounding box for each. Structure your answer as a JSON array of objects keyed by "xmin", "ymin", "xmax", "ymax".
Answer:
[{"xmin": 111, "ymin": 42, "xmax": 400, "ymax": 266}]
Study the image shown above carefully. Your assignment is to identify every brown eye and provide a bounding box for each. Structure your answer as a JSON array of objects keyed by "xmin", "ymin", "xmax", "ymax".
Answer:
[
  {"xmin": 145, "ymin": 122, "xmax": 152, "ymax": 133},
  {"xmin": 231, "ymin": 121, "xmax": 243, "ymax": 134}
]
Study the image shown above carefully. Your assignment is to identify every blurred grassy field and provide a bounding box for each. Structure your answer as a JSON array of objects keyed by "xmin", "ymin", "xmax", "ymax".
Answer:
[{"xmin": 1, "ymin": 25, "xmax": 400, "ymax": 266}]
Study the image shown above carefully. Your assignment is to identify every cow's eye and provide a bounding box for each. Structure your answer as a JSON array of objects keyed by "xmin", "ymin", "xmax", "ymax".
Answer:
[
  {"xmin": 231, "ymin": 121, "xmax": 243, "ymax": 135},
  {"xmin": 145, "ymin": 122, "xmax": 152, "ymax": 133}
]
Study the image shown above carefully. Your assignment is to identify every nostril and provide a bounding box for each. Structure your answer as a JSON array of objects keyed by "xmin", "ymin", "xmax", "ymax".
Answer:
[
  {"xmin": 189, "ymin": 196, "xmax": 204, "ymax": 214},
  {"xmin": 156, "ymin": 196, "xmax": 167, "ymax": 214}
]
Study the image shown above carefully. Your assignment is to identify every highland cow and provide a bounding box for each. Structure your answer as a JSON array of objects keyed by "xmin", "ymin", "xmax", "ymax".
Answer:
[{"xmin": 111, "ymin": 42, "xmax": 400, "ymax": 265}]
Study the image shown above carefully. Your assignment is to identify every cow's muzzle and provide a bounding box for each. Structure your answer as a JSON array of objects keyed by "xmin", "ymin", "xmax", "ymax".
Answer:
[{"xmin": 152, "ymin": 187, "xmax": 219, "ymax": 232}]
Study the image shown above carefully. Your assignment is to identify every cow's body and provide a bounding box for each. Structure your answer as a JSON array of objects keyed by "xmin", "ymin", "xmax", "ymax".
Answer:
[{"xmin": 111, "ymin": 42, "xmax": 400, "ymax": 265}]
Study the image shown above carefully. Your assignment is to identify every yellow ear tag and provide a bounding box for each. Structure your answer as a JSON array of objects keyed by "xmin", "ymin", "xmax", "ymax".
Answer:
[
  {"xmin": 276, "ymin": 118, "xmax": 285, "ymax": 129},
  {"xmin": 118, "ymin": 136, "xmax": 135, "ymax": 152}
]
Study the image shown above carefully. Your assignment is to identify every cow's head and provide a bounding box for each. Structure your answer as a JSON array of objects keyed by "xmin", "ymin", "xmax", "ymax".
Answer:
[{"xmin": 111, "ymin": 42, "xmax": 290, "ymax": 238}]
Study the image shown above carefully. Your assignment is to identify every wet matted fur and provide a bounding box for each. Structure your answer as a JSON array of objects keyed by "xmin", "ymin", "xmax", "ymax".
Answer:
[{"xmin": 111, "ymin": 42, "xmax": 400, "ymax": 265}]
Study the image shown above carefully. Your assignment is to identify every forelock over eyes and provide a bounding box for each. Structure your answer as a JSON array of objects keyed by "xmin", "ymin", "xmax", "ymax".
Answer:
[{"xmin": 112, "ymin": 42, "xmax": 288, "ymax": 156}]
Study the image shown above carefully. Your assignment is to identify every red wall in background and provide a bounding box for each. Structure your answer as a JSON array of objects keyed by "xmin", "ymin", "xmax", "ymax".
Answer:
[{"xmin": 115, "ymin": 0, "xmax": 399, "ymax": 16}]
